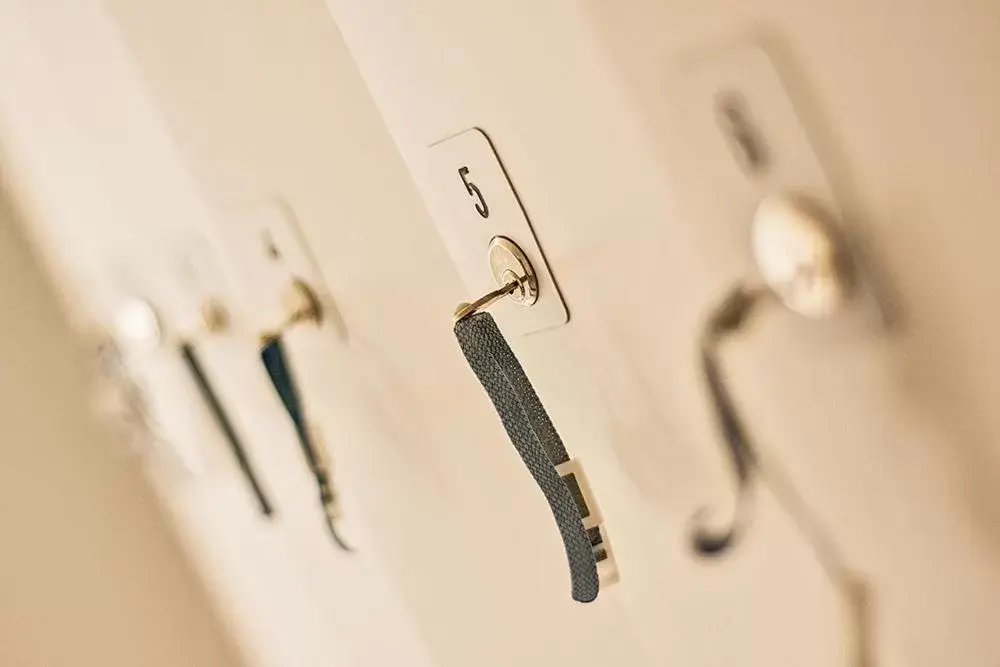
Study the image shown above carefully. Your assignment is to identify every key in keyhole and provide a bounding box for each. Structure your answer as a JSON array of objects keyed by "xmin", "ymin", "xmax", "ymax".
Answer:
[{"xmin": 715, "ymin": 91, "xmax": 769, "ymax": 176}]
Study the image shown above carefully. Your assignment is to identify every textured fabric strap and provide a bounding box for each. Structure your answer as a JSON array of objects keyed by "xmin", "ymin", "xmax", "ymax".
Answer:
[
  {"xmin": 181, "ymin": 343, "xmax": 273, "ymax": 517},
  {"xmin": 454, "ymin": 312, "xmax": 599, "ymax": 603},
  {"xmin": 261, "ymin": 336, "xmax": 352, "ymax": 551}
]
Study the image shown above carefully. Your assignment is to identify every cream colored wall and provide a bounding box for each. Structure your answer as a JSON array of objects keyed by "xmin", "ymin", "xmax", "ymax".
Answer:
[
  {"xmin": 2, "ymin": 0, "xmax": 999, "ymax": 666},
  {"xmin": 0, "ymin": 197, "xmax": 244, "ymax": 667},
  {"xmin": 0, "ymin": 2, "xmax": 434, "ymax": 666}
]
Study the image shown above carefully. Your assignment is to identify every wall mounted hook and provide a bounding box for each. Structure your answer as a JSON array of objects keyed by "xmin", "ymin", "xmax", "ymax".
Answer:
[{"xmin": 690, "ymin": 193, "xmax": 856, "ymax": 556}]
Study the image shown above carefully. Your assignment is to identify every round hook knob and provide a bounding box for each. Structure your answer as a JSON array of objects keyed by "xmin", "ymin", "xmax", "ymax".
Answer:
[{"xmin": 751, "ymin": 195, "xmax": 854, "ymax": 319}]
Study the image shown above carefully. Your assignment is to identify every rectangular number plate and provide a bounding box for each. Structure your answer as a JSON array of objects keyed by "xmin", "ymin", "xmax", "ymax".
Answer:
[{"xmin": 428, "ymin": 128, "xmax": 568, "ymax": 335}]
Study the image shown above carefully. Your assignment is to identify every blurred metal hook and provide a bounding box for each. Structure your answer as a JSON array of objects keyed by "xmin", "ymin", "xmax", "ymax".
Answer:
[
  {"xmin": 691, "ymin": 194, "xmax": 856, "ymax": 556},
  {"xmin": 689, "ymin": 285, "xmax": 770, "ymax": 555}
]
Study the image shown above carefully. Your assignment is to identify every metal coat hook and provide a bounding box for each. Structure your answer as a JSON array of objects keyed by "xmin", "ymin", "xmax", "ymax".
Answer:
[
  {"xmin": 689, "ymin": 284, "xmax": 769, "ymax": 554},
  {"xmin": 259, "ymin": 278, "xmax": 353, "ymax": 551},
  {"xmin": 690, "ymin": 194, "xmax": 856, "ymax": 556}
]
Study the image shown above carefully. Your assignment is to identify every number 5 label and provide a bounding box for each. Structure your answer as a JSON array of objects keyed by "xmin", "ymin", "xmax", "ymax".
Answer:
[
  {"xmin": 427, "ymin": 128, "xmax": 568, "ymax": 334},
  {"xmin": 458, "ymin": 166, "xmax": 490, "ymax": 218}
]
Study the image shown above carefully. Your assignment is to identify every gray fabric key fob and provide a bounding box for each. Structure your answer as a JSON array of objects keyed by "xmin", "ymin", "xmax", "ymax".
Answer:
[{"xmin": 454, "ymin": 311, "xmax": 605, "ymax": 603}]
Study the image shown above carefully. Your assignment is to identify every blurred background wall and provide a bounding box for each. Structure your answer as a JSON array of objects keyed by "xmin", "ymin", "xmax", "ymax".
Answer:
[{"xmin": 0, "ymin": 195, "xmax": 245, "ymax": 667}]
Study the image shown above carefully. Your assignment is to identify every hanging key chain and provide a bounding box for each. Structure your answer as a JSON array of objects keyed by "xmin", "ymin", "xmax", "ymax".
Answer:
[
  {"xmin": 453, "ymin": 236, "xmax": 617, "ymax": 603},
  {"xmin": 259, "ymin": 278, "xmax": 352, "ymax": 552}
]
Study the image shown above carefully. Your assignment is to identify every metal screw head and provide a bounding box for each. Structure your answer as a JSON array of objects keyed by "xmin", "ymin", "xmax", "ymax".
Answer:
[{"xmin": 751, "ymin": 195, "xmax": 854, "ymax": 319}]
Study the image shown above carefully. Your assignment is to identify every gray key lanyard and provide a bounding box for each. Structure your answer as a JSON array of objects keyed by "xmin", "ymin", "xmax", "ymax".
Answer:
[
  {"xmin": 455, "ymin": 311, "xmax": 602, "ymax": 603},
  {"xmin": 452, "ymin": 237, "xmax": 614, "ymax": 603}
]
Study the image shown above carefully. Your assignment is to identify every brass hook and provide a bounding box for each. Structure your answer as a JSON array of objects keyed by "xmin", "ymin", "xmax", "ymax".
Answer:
[
  {"xmin": 690, "ymin": 194, "xmax": 856, "ymax": 556},
  {"xmin": 689, "ymin": 284, "xmax": 770, "ymax": 555}
]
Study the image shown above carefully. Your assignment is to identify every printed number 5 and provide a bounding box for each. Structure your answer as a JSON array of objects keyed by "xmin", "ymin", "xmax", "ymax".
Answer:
[{"xmin": 458, "ymin": 166, "xmax": 489, "ymax": 219}]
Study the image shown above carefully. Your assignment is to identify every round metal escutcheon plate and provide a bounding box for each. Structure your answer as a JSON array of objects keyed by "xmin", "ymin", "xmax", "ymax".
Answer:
[{"xmin": 488, "ymin": 236, "xmax": 538, "ymax": 306}]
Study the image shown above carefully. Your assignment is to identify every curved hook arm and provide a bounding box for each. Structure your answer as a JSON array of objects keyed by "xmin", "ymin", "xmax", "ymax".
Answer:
[
  {"xmin": 688, "ymin": 278, "xmax": 874, "ymax": 663},
  {"xmin": 689, "ymin": 285, "xmax": 770, "ymax": 556}
]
